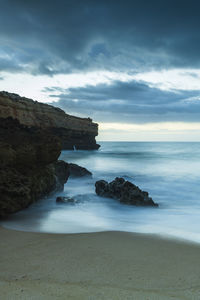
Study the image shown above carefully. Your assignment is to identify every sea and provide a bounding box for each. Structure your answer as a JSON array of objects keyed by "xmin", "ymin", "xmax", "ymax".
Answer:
[{"xmin": 2, "ymin": 142, "xmax": 200, "ymax": 243}]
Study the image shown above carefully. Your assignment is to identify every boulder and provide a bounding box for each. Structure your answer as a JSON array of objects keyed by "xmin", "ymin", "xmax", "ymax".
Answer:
[
  {"xmin": 95, "ymin": 177, "xmax": 158, "ymax": 207},
  {"xmin": 69, "ymin": 163, "xmax": 92, "ymax": 178}
]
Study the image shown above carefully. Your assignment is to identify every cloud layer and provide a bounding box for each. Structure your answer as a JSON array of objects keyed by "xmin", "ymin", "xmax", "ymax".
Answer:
[
  {"xmin": 1, "ymin": 0, "xmax": 200, "ymax": 74},
  {"xmin": 49, "ymin": 80, "xmax": 200, "ymax": 123},
  {"xmin": 1, "ymin": 0, "xmax": 200, "ymax": 136}
]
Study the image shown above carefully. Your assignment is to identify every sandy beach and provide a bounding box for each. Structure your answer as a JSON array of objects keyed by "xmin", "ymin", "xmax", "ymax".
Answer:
[{"xmin": 0, "ymin": 227, "xmax": 200, "ymax": 299}]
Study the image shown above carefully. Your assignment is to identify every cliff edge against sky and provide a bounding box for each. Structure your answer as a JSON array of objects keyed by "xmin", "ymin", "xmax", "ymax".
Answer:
[
  {"xmin": 0, "ymin": 91, "xmax": 100, "ymax": 217},
  {"xmin": 0, "ymin": 91, "xmax": 100, "ymax": 150}
]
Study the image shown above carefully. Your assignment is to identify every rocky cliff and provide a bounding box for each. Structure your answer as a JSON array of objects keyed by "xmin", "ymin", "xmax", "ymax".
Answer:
[
  {"xmin": 0, "ymin": 117, "xmax": 70, "ymax": 217},
  {"xmin": 0, "ymin": 91, "xmax": 100, "ymax": 217},
  {"xmin": 0, "ymin": 91, "xmax": 100, "ymax": 150}
]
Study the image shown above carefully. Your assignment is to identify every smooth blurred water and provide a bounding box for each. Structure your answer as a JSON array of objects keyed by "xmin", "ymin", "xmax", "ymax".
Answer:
[{"xmin": 2, "ymin": 142, "xmax": 200, "ymax": 243}]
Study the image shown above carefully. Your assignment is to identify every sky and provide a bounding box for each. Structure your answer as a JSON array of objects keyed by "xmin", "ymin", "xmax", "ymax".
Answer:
[{"xmin": 0, "ymin": 0, "xmax": 200, "ymax": 141}]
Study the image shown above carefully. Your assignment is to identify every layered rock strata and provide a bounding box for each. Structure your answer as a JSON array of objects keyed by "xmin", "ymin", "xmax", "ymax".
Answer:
[{"xmin": 0, "ymin": 91, "xmax": 100, "ymax": 150}]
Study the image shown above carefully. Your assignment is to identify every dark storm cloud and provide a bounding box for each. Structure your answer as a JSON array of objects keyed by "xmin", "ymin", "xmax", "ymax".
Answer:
[
  {"xmin": 48, "ymin": 80, "xmax": 200, "ymax": 123},
  {"xmin": 1, "ymin": 0, "xmax": 200, "ymax": 74}
]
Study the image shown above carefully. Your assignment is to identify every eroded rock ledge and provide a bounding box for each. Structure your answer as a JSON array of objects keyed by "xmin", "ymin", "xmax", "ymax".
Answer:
[{"xmin": 0, "ymin": 91, "xmax": 100, "ymax": 150}]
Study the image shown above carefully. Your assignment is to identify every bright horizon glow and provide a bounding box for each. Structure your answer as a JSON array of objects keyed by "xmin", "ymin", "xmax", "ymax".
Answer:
[
  {"xmin": 98, "ymin": 122, "xmax": 200, "ymax": 141},
  {"xmin": 1, "ymin": 68, "xmax": 200, "ymax": 141},
  {"xmin": 99, "ymin": 122, "xmax": 200, "ymax": 131}
]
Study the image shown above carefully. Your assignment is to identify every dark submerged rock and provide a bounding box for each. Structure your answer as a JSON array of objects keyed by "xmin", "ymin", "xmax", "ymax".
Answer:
[
  {"xmin": 56, "ymin": 196, "xmax": 79, "ymax": 204},
  {"xmin": 69, "ymin": 163, "xmax": 92, "ymax": 178},
  {"xmin": 95, "ymin": 177, "xmax": 158, "ymax": 207}
]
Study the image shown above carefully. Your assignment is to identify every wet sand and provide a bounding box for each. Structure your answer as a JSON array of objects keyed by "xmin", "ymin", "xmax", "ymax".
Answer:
[{"xmin": 1, "ymin": 226, "xmax": 200, "ymax": 299}]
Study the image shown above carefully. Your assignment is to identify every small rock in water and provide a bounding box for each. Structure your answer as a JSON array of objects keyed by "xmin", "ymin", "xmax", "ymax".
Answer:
[
  {"xmin": 69, "ymin": 163, "xmax": 92, "ymax": 178},
  {"xmin": 56, "ymin": 196, "xmax": 79, "ymax": 204},
  {"xmin": 95, "ymin": 177, "xmax": 158, "ymax": 207}
]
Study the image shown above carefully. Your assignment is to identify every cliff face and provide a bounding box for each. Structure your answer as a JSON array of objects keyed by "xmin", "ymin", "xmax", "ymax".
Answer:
[
  {"xmin": 0, "ymin": 91, "xmax": 99, "ymax": 217},
  {"xmin": 0, "ymin": 91, "xmax": 100, "ymax": 150},
  {"xmin": 0, "ymin": 117, "xmax": 70, "ymax": 217}
]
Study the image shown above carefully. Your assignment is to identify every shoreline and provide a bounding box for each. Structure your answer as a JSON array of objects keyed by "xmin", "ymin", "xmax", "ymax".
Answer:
[
  {"xmin": 2, "ymin": 222, "xmax": 200, "ymax": 246},
  {"xmin": 1, "ymin": 226, "xmax": 200, "ymax": 299}
]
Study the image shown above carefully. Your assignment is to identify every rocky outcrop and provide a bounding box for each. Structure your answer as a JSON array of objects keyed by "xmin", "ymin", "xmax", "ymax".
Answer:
[
  {"xmin": 95, "ymin": 177, "xmax": 158, "ymax": 207},
  {"xmin": 0, "ymin": 91, "xmax": 100, "ymax": 150},
  {"xmin": 0, "ymin": 117, "xmax": 70, "ymax": 218},
  {"xmin": 69, "ymin": 163, "xmax": 92, "ymax": 178},
  {"xmin": 0, "ymin": 91, "xmax": 99, "ymax": 217}
]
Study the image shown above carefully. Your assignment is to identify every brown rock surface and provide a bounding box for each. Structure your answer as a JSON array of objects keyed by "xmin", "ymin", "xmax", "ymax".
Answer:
[
  {"xmin": 0, "ymin": 90, "xmax": 99, "ymax": 217},
  {"xmin": 0, "ymin": 91, "xmax": 100, "ymax": 150},
  {"xmin": 0, "ymin": 117, "xmax": 69, "ymax": 218}
]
